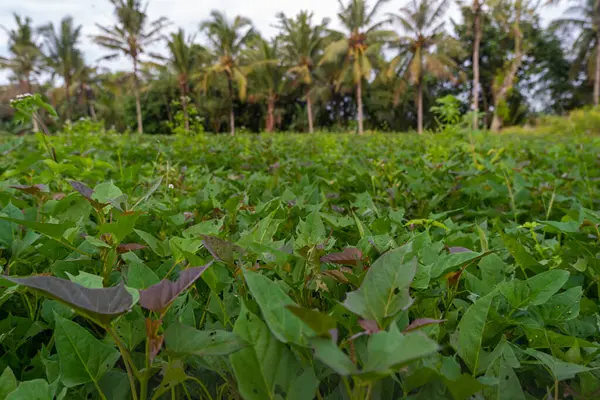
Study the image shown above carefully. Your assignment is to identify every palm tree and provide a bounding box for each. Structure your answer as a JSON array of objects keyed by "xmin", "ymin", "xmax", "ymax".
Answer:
[
  {"xmin": 165, "ymin": 29, "xmax": 208, "ymax": 131},
  {"xmin": 245, "ymin": 37, "xmax": 286, "ymax": 132},
  {"xmin": 93, "ymin": 0, "xmax": 169, "ymax": 133},
  {"xmin": 321, "ymin": 0, "xmax": 394, "ymax": 134},
  {"xmin": 471, "ymin": 0, "xmax": 484, "ymax": 129},
  {"xmin": 552, "ymin": 0, "xmax": 600, "ymax": 106},
  {"xmin": 276, "ymin": 11, "xmax": 330, "ymax": 133},
  {"xmin": 387, "ymin": 0, "xmax": 462, "ymax": 134},
  {"xmin": 0, "ymin": 14, "xmax": 44, "ymax": 131},
  {"xmin": 39, "ymin": 16, "xmax": 83, "ymax": 121},
  {"xmin": 201, "ymin": 10, "xmax": 255, "ymax": 136}
]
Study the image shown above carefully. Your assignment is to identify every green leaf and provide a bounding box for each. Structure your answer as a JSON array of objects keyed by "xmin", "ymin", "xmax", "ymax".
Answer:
[
  {"xmin": 0, "ymin": 367, "xmax": 17, "ymax": 400},
  {"xmin": 164, "ymin": 322, "xmax": 245, "ymax": 357},
  {"xmin": 243, "ymin": 268, "xmax": 312, "ymax": 345},
  {"xmin": 535, "ymin": 286, "xmax": 582, "ymax": 324},
  {"xmin": 311, "ymin": 337, "xmax": 357, "ymax": 375},
  {"xmin": 126, "ymin": 263, "xmax": 159, "ymax": 290},
  {"xmin": 98, "ymin": 370, "xmax": 130, "ymax": 400},
  {"xmin": 359, "ymin": 326, "xmax": 439, "ymax": 380},
  {"xmin": 431, "ymin": 250, "xmax": 493, "ymax": 278},
  {"xmin": 454, "ymin": 292, "xmax": 495, "ymax": 373},
  {"xmin": 5, "ymin": 380, "xmax": 51, "ymax": 400},
  {"xmin": 183, "ymin": 218, "xmax": 224, "ymax": 238},
  {"xmin": 0, "ymin": 216, "xmax": 74, "ymax": 242},
  {"xmin": 92, "ymin": 182, "xmax": 123, "ymax": 204},
  {"xmin": 342, "ymin": 245, "xmax": 416, "ymax": 328},
  {"xmin": 134, "ymin": 229, "xmax": 170, "ymax": 257},
  {"xmin": 0, "ymin": 203, "xmax": 22, "ymax": 248},
  {"xmin": 286, "ymin": 306, "xmax": 337, "ymax": 336},
  {"xmin": 66, "ymin": 271, "xmax": 103, "ymax": 289},
  {"xmin": 524, "ymin": 348, "xmax": 595, "ymax": 381},
  {"xmin": 54, "ymin": 315, "xmax": 120, "ymax": 388},
  {"xmin": 99, "ymin": 212, "xmax": 141, "ymax": 243},
  {"xmin": 4, "ymin": 276, "xmax": 132, "ymax": 324},
  {"xmin": 501, "ymin": 234, "xmax": 544, "ymax": 274},
  {"xmin": 499, "ymin": 270, "xmax": 569, "ymax": 309},
  {"xmin": 230, "ymin": 305, "xmax": 317, "ymax": 400}
]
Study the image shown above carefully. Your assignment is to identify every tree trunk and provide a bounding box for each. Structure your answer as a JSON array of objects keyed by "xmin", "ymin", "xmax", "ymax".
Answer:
[
  {"xmin": 417, "ymin": 81, "xmax": 423, "ymax": 134},
  {"xmin": 356, "ymin": 79, "xmax": 364, "ymax": 134},
  {"xmin": 89, "ymin": 103, "xmax": 97, "ymax": 120},
  {"xmin": 228, "ymin": 76, "xmax": 235, "ymax": 136},
  {"xmin": 472, "ymin": 0, "xmax": 482, "ymax": 129},
  {"xmin": 266, "ymin": 94, "xmax": 276, "ymax": 133},
  {"xmin": 306, "ymin": 90, "xmax": 314, "ymax": 133},
  {"xmin": 133, "ymin": 57, "xmax": 143, "ymax": 134},
  {"xmin": 492, "ymin": 0, "xmax": 523, "ymax": 132},
  {"xmin": 181, "ymin": 81, "xmax": 190, "ymax": 131},
  {"xmin": 26, "ymin": 77, "xmax": 39, "ymax": 133},
  {"xmin": 65, "ymin": 77, "xmax": 72, "ymax": 121},
  {"xmin": 595, "ymin": 32, "xmax": 600, "ymax": 106}
]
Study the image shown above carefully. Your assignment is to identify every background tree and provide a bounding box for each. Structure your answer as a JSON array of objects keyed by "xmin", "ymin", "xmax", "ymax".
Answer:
[
  {"xmin": 0, "ymin": 14, "xmax": 44, "ymax": 131},
  {"xmin": 471, "ymin": 0, "xmax": 484, "ymax": 128},
  {"xmin": 276, "ymin": 11, "xmax": 330, "ymax": 133},
  {"xmin": 245, "ymin": 37, "xmax": 285, "ymax": 132},
  {"xmin": 94, "ymin": 0, "xmax": 169, "ymax": 133},
  {"xmin": 201, "ymin": 11, "xmax": 255, "ymax": 136},
  {"xmin": 388, "ymin": 0, "xmax": 462, "ymax": 134},
  {"xmin": 552, "ymin": 0, "xmax": 600, "ymax": 106},
  {"xmin": 165, "ymin": 29, "xmax": 207, "ymax": 130},
  {"xmin": 39, "ymin": 16, "xmax": 83, "ymax": 121},
  {"xmin": 321, "ymin": 0, "xmax": 394, "ymax": 134}
]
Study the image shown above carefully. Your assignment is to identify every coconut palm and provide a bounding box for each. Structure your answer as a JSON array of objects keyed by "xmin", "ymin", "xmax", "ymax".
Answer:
[
  {"xmin": 387, "ymin": 0, "xmax": 462, "ymax": 134},
  {"xmin": 93, "ymin": 0, "xmax": 169, "ymax": 133},
  {"xmin": 552, "ymin": 0, "xmax": 600, "ymax": 106},
  {"xmin": 0, "ymin": 14, "xmax": 44, "ymax": 131},
  {"xmin": 276, "ymin": 11, "xmax": 330, "ymax": 133},
  {"xmin": 245, "ymin": 37, "xmax": 286, "ymax": 132},
  {"xmin": 201, "ymin": 10, "xmax": 255, "ymax": 136},
  {"xmin": 39, "ymin": 16, "xmax": 83, "ymax": 121},
  {"xmin": 165, "ymin": 29, "xmax": 208, "ymax": 131},
  {"xmin": 321, "ymin": 0, "xmax": 394, "ymax": 134}
]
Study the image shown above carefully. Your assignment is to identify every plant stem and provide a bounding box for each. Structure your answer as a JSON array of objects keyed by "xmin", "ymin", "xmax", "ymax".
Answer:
[{"xmin": 105, "ymin": 325, "xmax": 140, "ymax": 400}]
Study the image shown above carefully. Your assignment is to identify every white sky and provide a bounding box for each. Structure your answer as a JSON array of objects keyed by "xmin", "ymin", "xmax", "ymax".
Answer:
[{"xmin": 0, "ymin": 0, "xmax": 567, "ymax": 84}]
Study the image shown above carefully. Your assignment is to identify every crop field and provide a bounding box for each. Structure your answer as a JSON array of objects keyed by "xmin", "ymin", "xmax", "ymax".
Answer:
[{"xmin": 0, "ymin": 131, "xmax": 599, "ymax": 400}]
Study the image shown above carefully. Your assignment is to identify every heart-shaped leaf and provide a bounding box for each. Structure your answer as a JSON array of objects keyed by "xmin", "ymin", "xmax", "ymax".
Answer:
[
  {"xmin": 3, "ymin": 276, "xmax": 133, "ymax": 324},
  {"xmin": 69, "ymin": 180, "xmax": 109, "ymax": 209},
  {"xmin": 139, "ymin": 263, "xmax": 212, "ymax": 313},
  {"xmin": 320, "ymin": 248, "xmax": 363, "ymax": 266},
  {"xmin": 164, "ymin": 322, "xmax": 245, "ymax": 357}
]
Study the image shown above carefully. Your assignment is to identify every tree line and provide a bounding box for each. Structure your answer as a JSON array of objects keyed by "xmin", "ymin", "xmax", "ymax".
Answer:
[{"xmin": 0, "ymin": 0, "xmax": 596, "ymax": 135}]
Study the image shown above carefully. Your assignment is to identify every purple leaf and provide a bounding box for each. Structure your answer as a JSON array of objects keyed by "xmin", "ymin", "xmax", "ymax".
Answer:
[
  {"xmin": 4, "ymin": 276, "xmax": 132, "ymax": 324},
  {"xmin": 10, "ymin": 184, "xmax": 49, "ymax": 196},
  {"xmin": 320, "ymin": 248, "xmax": 363, "ymax": 266},
  {"xmin": 139, "ymin": 262, "xmax": 212, "ymax": 313},
  {"xmin": 447, "ymin": 246, "xmax": 472, "ymax": 254},
  {"xmin": 403, "ymin": 318, "xmax": 446, "ymax": 333},
  {"xmin": 117, "ymin": 243, "xmax": 147, "ymax": 254},
  {"xmin": 359, "ymin": 319, "xmax": 380, "ymax": 333}
]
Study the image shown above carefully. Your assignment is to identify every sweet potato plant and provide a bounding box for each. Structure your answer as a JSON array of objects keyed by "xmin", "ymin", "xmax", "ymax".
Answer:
[{"xmin": 0, "ymin": 131, "xmax": 599, "ymax": 399}]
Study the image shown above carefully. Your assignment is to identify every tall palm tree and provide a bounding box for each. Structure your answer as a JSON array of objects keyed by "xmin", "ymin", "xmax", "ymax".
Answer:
[
  {"xmin": 39, "ymin": 16, "xmax": 83, "ymax": 121},
  {"xmin": 552, "ymin": 0, "xmax": 600, "ymax": 106},
  {"xmin": 321, "ymin": 0, "xmax": 394, "ymax": 134},
  {"xmin": 387, "ymin": 0, "xmax": 462, "ymax": 134},
  {"xmin": 165, "ymin": 29, "xmax": 208, "ymax": 131},
  {"xmin": 0, "ymin": 14, "xmax": 44, "ymax": 131},
  {"xmin": 201, "ymin": 10, "xmax": 255, "ymax": 136},
  {"xmin": 276, "ymin": 11, "xmax": 330, "ymax": 133},
  {"xmin": 93, "ymin": 0, "xmax": 169, "ymax": 133},
  {"xmin": 245, "ymin": 37, "xmax": 285, "ymax": 132},
  {"xmin": 471, "ymin": 0, "xmax": 484, "ymax": 129}
]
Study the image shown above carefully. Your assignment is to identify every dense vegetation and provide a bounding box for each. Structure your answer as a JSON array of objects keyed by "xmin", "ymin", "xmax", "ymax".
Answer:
[
  {"xmin": 0, "ymin": 0, "xmax": 596, "ymax": 135},
  {"xmin": 0, "ymin": 127, "xmax": 599, "ymax": 399}
]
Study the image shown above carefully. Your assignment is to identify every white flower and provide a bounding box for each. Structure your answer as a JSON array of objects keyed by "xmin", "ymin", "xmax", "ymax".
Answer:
[{"xmin": 168, "ymin": 184, "xmax": 174, "ymax": 189}]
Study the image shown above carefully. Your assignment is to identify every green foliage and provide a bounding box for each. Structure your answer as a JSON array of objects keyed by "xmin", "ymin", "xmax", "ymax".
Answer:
[{"xmin": 0, "ymin": 131, "xmax": 599, "ymax": 399}]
